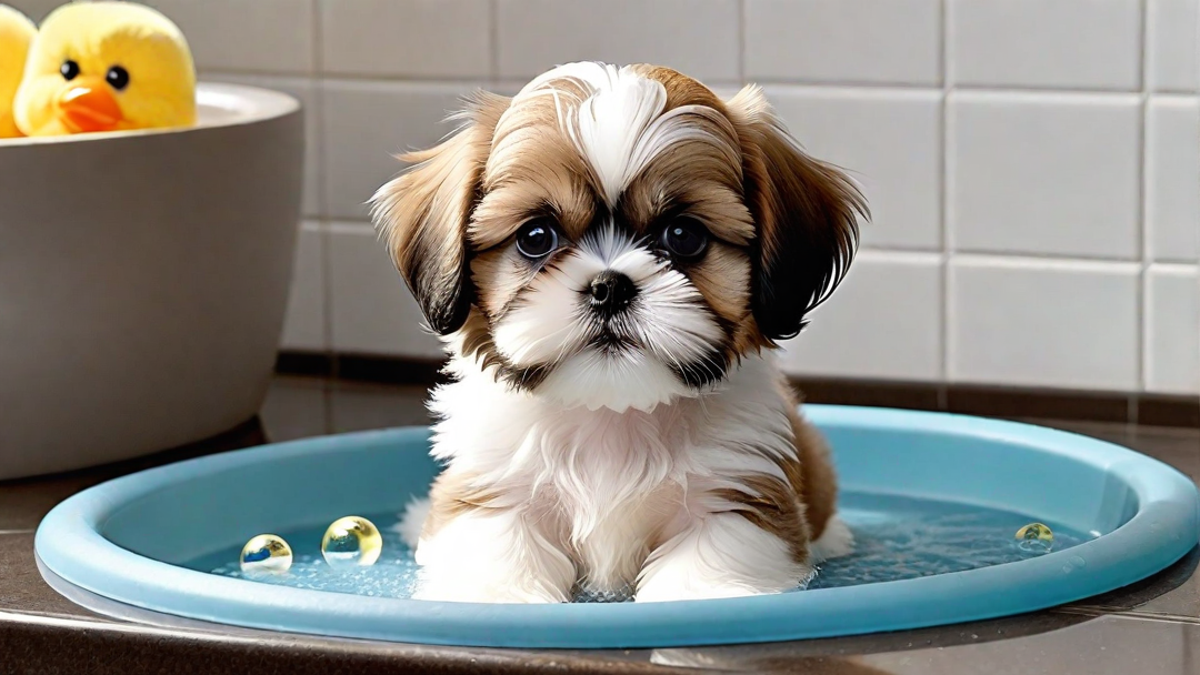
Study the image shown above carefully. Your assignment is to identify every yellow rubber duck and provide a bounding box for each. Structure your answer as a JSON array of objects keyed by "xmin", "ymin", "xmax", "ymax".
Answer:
[
  {"xmin": 14, "ymin": 1, "xmax": 195, "ymax": 136},
  {"xmin": 0, "ymin": 4, "xmax": 36, "ymax": 138}
]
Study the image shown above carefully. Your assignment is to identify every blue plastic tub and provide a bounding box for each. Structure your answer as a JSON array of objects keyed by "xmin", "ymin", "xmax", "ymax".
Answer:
[{"xmin": 35, "ymin": 405, "xmax": 1200, "ymax": 648}]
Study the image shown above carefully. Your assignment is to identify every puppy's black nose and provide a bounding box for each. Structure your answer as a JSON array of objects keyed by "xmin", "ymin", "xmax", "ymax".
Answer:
[{"xmin": 589, "ymin": 271, "xmax": 637, "ymax": 314}]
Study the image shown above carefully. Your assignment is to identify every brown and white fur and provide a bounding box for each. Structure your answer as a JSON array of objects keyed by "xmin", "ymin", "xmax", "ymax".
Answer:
[{"xmin": 372, "ymin": 62, "xmax": 867, "ymax": 604}]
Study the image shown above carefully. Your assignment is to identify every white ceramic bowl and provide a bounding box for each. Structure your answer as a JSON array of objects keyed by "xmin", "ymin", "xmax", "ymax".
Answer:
[{"xmin": 0, "ymin": 83, "xmax": 304, "ymax": 479}]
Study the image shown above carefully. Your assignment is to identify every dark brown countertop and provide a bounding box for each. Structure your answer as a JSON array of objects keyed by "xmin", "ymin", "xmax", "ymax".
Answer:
[{"xmin": 2, "ymin": 375, "xmax": 1199, "ymax": 674}]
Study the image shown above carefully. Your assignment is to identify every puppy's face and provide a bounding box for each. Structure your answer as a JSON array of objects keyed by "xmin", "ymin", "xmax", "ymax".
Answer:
[{"xmin": 373, "ymin": 63, "xmax": 865, "ymax": 412}]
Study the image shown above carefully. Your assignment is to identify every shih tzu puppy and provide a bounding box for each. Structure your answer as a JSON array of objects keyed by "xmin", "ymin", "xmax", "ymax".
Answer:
[{"xmin": 372, "ymin": 62, "xmax": 867, "ymax": 604}]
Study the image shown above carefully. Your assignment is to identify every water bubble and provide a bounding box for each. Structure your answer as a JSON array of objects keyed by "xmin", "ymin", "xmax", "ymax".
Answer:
[
  {"xmin": 1015, "ymin": 522, "xmax": 1054, "ymax": 555},
  {"xmin": 240, "ymin": 534, "xmax": 293, "ymax": 574},
  {"xmin": 321, "ymin": 516, "xmax": 383, "ymax": 568}
]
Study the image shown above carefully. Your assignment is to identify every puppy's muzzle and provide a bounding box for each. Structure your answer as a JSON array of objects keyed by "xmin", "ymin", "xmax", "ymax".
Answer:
[{"xmin": 589, "ymin": 271, "xmax": 637, "ymax": 318}]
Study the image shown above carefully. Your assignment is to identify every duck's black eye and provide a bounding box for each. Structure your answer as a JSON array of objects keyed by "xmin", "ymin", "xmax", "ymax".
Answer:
[
  {"xmin": 60, "ymin": 60, "xmax": 80, "ymax": 81},
  {"xmin": 105, "ymin": 66, "xmax": 130, "ymax": 91},
  {"xmin": 660, "ymin": 218, "xmax": 709, "ymax": 259},
  {"xmin": 515, "ymin": 220, "xmax": 559, "ymax": 259}
]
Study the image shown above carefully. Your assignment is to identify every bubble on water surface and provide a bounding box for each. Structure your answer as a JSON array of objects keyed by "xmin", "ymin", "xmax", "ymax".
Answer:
[
  {"xmin": 240, "ymin": 534, "xmax": 293, "ymax": 574},
  {"xmin": 1015, "ymin": 522, "xmax": 1054, "ymax": 555},
  {"xmin": 321, "ymin": 516, "xmax": 383, "ymax": 568}
]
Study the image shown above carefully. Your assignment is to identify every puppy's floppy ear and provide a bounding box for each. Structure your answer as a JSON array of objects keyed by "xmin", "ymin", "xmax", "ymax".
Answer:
[
  {"xmin": 370, "ymin": 92, "xmax": 509, "ymax": 335},
  {"xmin": 726, "ymin": 85, "xmax": 867, "ymax": 341}
]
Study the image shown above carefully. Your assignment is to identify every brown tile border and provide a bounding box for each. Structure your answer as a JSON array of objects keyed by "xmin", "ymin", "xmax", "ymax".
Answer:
[
  {"xmin": 945, "ymin": 385, "xmax": 1131, "ymax": 424},
  {"xmin": 791, "ymin": 377, "xmax": 942, "ymax": 411},
  {"xmin": 336, "ymin": 354, "xmax": 445, "ymax": 386},
  {"xmin": 274, "ymin": 352, "xmax": 445, "ymax": 385},
  {"xmin": 275, "ymin": 352, "xmax": 1200, "ymax": 429},
  {"xmin": 1139, "ymin": 395, "xmax": 1200, "ymax": 429},
  {"xmin": 274, "ymin": 351, "xmax": 332, "ymax": 377}
]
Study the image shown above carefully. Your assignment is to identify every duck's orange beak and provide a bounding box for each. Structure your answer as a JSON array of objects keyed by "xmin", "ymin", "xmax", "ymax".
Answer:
[{"xmin": 56, "ymin": 80, "xmax": 123, "ymax": 133}]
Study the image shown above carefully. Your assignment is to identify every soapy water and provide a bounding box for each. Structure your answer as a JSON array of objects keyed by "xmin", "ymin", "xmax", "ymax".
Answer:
[
  {"xmin": 208, "ymin": 517, "xmax": 419, "ymax": 599},
  {"xmin": 808, "ymin": 494, "xmax": 1086, "ymax": 589},
  {"xmin": 194, "ymin": 492, "xmax": 1092, "ymax": 600}
]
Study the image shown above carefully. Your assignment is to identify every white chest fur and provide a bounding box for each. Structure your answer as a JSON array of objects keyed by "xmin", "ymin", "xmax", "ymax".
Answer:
[{"xmin": 422, "ymin": 353, "xmax": 797, "ymax": 595}]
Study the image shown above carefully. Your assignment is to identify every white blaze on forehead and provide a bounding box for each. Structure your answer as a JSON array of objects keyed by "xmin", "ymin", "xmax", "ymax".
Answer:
[{"xmin": 513, "ymin": 62, "xmax": 737, "ymax": 206}]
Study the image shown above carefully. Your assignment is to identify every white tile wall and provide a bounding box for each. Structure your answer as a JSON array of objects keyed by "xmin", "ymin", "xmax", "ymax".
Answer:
[
  {"xmin": 97, "ymin": 0, "xmax": 1196, "ymax": 395},
  {"xmin": 320, "ymin": 81, "xmax": 479, "ymax": 220},
  {"xmin": 745, "ymin": 0, "xmax": 942, "ymax": 86},
  {"xmin": 768, "ymin": 87, "xmax": 943, "ymax": 250},
  {"xmin": 949, "ymin": 92, "xmax": 1142, "ymax": 260},
  {"xmin": 327, "ymin": 224, "xmax": 443, "ymax": 358},
  {"xmin": 320, "ymin": 0, "xmax": 493, "ymax": 79},
  {"xmin": 1146, "ymin": 265, "xmax": 1200, "ymax": 394},
  {"xmin": 145, "ymin": 0, "xmax": 316, "ymax": 75},
  {"xmin": 496, "ymin": 0, "xmax": 740, "ymax": 82},
  {"xmin": 281, "ymin": 224, "xmax": 327, "ymax": 351},
  {"xmin": 948, "ymin": 0, "xmax": 1142, "ymax": 91},
  {"xmin": 1146, "ymin": 96, "xmax": 1200, "ymax": 262},
  {"xmin": 210, "ymin": 74, "xmax": 322, "ymax": 217},
  {"xmin": 1148, "ymin": 0, "xmax": 1200, "ymax": 92},
  {"xmin": 782, "ymin": 252, "xmax": 943, "ymax": 381},
  {"xmin": 949, "ymin": 258, "xmax": 1141, "ymax": 391}
]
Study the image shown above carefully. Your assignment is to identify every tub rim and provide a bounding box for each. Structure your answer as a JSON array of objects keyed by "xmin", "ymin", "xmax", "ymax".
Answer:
[
  {"xmin": 33, "ymin": 405, "xmax": 1200, "ymax": 649},
  {"xmin": 0, "ymin": 82, "xmax": 300, "ymax": 148}
]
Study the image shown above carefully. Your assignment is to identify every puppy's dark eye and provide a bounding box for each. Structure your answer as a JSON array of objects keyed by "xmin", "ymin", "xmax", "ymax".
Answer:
[
  {"xmin": 515, "ymin": 220, "xmax": 559, "ymax": 259},
  {"xmin": 660, "ymin": 218, "xmax": 708, "ymax": 259},
  {"xmin": 106, "ymin": 66, "xmax": 130, "ymax": 91},
  {"xmin": 60, "ymin": 60, "xmax": 80, "ymax": 80}
]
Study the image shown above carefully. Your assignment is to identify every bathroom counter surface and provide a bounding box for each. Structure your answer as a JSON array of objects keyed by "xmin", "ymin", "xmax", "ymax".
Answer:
[{"xmin": 2, "ymin": 375, "xmax": 1198, "ymax": 674}]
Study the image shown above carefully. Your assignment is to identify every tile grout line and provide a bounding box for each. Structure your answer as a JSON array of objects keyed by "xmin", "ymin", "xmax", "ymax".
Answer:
[
  {"xmin": 313, "ymin": 226, "xmax": 1183, "ymax": 280},
  {"xmin": 1133, "ymin": 0, "xmax": 1151, "ymax": 424},
  {"xmin": 284, "ymin": 73, "xmax": 522, "ymax": 86},
  {"xmin": 202, "ymin": 74, "xmax": 1191, "ymax": 98},
  {"xmin": 489, "ymin": 0, "xmax": 500, "ymax": 86},
  {"xmin": 286, "ymin": 76, "xmax": 1156, "ymax": 97},
  {"xmin": 939, "ymin": 0, "xmax": 953, "ymax": 404},
  {"xmin": 938, "ymin": 0, "xmax": 949, "ymax": 89},
  {"xmin": 317, "ymin": 217, "xmax": 1176, "ymax": 267},
  {"xmin": 1138, "ymin": 0, "xmax": 1149, "ymax": 95},
  {"xmin": 1195, "ymin": 0, "xmax": 1200, "ymax": 410},
  {"xmin": 737, "ymin": 0, "xmax": 747, "ymax": 85},
  {"xmin": 948, "ymin": 253, "xmax": 1144, "ymax": 269},
  {"xmin": 311, "ymin": 0, "xmax": 337, "ymax": 435}
]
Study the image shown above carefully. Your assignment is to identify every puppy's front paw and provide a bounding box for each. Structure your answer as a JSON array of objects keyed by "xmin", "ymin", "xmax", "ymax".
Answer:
[
  {"xmin": 410, "ymin": 509, "xmax": 575, "ymax": 604},
  {"xmin": 636, "ymin": 512, "xmax": 813, "ymax": 603}
]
